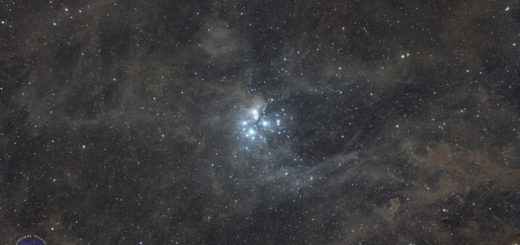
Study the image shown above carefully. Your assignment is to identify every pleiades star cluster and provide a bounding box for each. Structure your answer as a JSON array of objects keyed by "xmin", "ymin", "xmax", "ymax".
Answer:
[{"xmin": 1, "ymin": 0, "xmax": 520, "ymax": 244}]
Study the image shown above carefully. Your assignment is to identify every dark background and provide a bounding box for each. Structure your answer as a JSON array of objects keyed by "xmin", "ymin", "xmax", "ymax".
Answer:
[{"xmin": 1, "ymin": 0, "xmax": 520, "ymax": 244}]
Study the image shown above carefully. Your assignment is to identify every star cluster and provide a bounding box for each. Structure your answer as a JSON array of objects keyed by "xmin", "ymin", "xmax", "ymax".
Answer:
[{"xmin": 236, "ymin": 103, "xmax": 288, "ymax": 149}]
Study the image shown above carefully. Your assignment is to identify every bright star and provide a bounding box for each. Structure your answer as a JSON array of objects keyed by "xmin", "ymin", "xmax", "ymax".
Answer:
[
  {"xmin": 248, "ymin": 128, "xmax": 256, "ymax": 135},
  {"xmin": 251, "ymin": 109, "xmax": 259, "ymax": 120}
]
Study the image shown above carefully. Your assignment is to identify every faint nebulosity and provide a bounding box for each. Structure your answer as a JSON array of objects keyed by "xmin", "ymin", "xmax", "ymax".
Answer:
[{"xmin": 1, "ymin": 0, "xmax": 520, "ymax": 244}]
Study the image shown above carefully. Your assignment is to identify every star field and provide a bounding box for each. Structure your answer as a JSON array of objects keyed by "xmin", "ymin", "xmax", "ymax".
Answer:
[{"xmin": 1, "ymin": 0, "xmax": 520, "ymax": 244}]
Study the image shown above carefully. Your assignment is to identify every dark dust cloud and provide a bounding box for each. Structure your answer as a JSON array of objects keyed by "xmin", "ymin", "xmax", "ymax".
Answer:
[{"xmin": 1, "ymin": 0, "xmax": 520, "ymax": 244}]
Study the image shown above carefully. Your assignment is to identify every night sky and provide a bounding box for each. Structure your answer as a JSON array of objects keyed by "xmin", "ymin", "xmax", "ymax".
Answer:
[{"xmin": 2, "ymin": 0, "xmax": 520, "ymax": 244}]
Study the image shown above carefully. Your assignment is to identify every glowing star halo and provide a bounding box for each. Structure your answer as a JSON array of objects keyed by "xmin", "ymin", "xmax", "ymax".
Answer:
[{"xmin": 251, "ymin": 109, "xmax": 260, "ymax": 120}]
